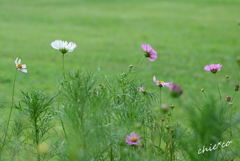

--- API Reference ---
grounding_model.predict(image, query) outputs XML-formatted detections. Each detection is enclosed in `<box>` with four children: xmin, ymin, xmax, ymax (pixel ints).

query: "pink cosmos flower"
<box><xmin>204</xmin><ymin>64</ymin><xmax>222</xmax><ymax>74</ymax></box>
<box><xmin>139</xmin><ymin>87</ymin><xmax>146</xmax><ymax>94</ymax></box>
<box><xmin>125</xmin><ymin>132</ymin><xmax>142</xmax><ymax>145</ymax></box>
<box><xmin>153</xmin><ymin>76</ymin><xmax>172</xmax><ymax>87</ymax></box>
<box><xmin>141</xmin><ymin>44</ymin><xmax>157</xmax><ymax>61</ymax></box>
<box><xmin>139</xmin><ymin>87</ymin><xmax>145</xmax><ymax>92</ymax></box>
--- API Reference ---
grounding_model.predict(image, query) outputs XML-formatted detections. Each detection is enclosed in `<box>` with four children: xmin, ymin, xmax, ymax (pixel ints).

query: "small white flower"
<box><xmin>15</xmin><ymin>58</ymin><xmax>27</xmax><ymax>73</ymax></box>
<box><xmin>51</xmin><ymin>40</ymin><xmax>77</xmax><ymax>54</ymax></box>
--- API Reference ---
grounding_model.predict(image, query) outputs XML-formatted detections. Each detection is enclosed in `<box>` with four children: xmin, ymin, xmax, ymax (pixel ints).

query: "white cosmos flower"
<box><xmin>15</xmin><ymin>58</ymin><xmax>27</xmax><ymax>73</ymax></box>
<box><xmin>51</xmin><ymin>40</ymin><xmax>77</xmax><ymax>54</ymax></box>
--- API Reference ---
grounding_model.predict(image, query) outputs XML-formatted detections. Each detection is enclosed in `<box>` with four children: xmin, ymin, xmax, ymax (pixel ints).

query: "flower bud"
<box><xmin>226</xmin><ymin>96</ymin><xmax>231</xmax><ymax>102</ymax></box>
<box><xmin>234</xmin><ymin>84</ymin><xmax>239</xmax><ymax>91</ymax></box>
<box><xmin>134</xmin><ymin>123</ymin><xmax>141</xmax><ymax>129</ymax></box>
<box><xmin>99</xmin><ymin>84</ymin><xmax>105</xmax><ymax>89</ymax></box>
<box><xmin>161</xmin><ymin>104</ymin><xmax>169</xmax><ymax>113</ymax></box>
<box><xmin>139</xmin><ymin>87</ymin><xmax>147</xmax><ymax>94</ymax></box>
<box><xmin>37</xmin><ymin>142</ymin><xmax>49</xmax><ymax>155</ymax></box>
<box><xmin>169</xmin><ymin>84</ymin><xmax>183</xmax><ymax>98</ymax></box>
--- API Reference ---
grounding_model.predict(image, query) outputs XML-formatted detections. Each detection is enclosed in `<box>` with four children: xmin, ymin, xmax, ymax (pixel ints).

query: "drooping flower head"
<box><xmin>204</xmin><ymin>64</ymin><xmax>222</xmax><ymax>74</ymax></box>
<box><xmin>169</xmin><ymin>84</ymin><xmax>183</xmax><ymax>98</ymax></box>
<box><xmin>141</xmin><ymin>44</ymin><xmax>157</xmax><ymax>61</ymax></box>
<box><xmin>139</xmin><ymin>87</ymin><xmax>147</xmax><ymax>94</ymax></box>
<box><xmin>125</xmin><ymin>132</ymin><xmax>142</xmax><ymax>145</ymax></box>
<box><xmin>15</xmin><ymin>58</ymin><xmax>27</xmax><ymax>73</ymax></box>
<box><xmin>153</xmin><ymin>76</ymin><xmax>172</xmax><ymax>87</ymax></box>
<box><xmin>51</xmin><ymin>40</ymin><xmax>77</xmax><ymax>54</ymax></box>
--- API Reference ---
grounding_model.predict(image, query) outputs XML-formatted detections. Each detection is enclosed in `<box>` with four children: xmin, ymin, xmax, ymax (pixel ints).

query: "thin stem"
<box><xmin>34</xmin><ymin>116</ymin><xmax>41</xmax><ymax>161</ymax></box>
<box><xmin>231</xmin><ymin>91</ymin><xmax>236</xmax><ymax>102</ymax></box>
<box><xmin>62</xmin><ymin>54</ymin><xmax>65</xmax><ymax>79</ymax></box>
<box><xmin>226</xmin><ymin>77</ymin><xmax>229</xmax><ymax>95</ymax></box>
<box><xmin>201</xmin><ymin>89</ymin><xmax>207</xmax><ymax>99</ymax></box>
<box><xmin>229</xmin><ymin>104</ymin><xmax>233</xmax><ymax>140</ymax></box>
<box><xmin>57</xmin><ymin>101</ymin><xmax>68</xmax><ymax>140</ymax></box>
<box><xmin>158</xmin><ymin>87</ymin><xmax>162</xmax><ymax>148</ymax></box>
<box><xmin>214</xmin><ymin>74</ymin><xmax>221</xmax><ymax>102</ymax></box>
<box><xmin>1</xmin><ymin>69</ymin><xmax>18</xmax><ymax>151</ymax></box>
<box><xmin>133</xmin><ymin>56</ymin><xmax>145</xmax><ymax>80</ymax></box>
<box><xmin>159</xmin><ymin>87</ymin><xmax>162</xmax><ymax>107</ymax></box>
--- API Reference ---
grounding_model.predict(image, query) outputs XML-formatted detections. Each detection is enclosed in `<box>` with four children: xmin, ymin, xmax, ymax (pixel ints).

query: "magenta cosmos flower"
<box><xmin>153</xmin><ymin>76</ymin><xmax>172</xmax><ymax>87</ymax></box>
<box><xmin>204</xmin><ymin>64</ymin><xmax>222</xmax><ymax>74</ymax></box>
<box><xmin>125</xmin><ymin>132</ymin><xmax>142</xmax><ymax>145</ymax></box>
<box><xmin>141</xmin><ymin>44</ymin><xmax>157</xmax><ymax>61</ymax></box>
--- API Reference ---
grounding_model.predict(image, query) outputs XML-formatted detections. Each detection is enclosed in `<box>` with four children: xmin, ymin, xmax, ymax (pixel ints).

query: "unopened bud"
<box><xmin>134</xmin><ymin>123</ymin><xmax>141</xmax><ymax>129</ymax></box>
<box><xmin>37</xmin><ymin>142</ymin><xmax>49</xmax><ymax>155</ymax></box>
<box><xmin>169</xmin><ymin>84</ymin><xmax>183</xmax><ymax>98</ymax></box>
<box><xmin>161</xmin><ymin>104</ymin><xmax>169</xmax><ymax>113</ymax></box>
<box><xmin>201</xmin><ymin>88</ymin><xmax>204</xmax><ymax>92</ymax></box>
<box><xmin>225</xmin><ymin>75</ymin><xmax>229</xmax><ymax>79</ymax></box>
<box><xmin>226</xmin><ymin>96</ymin><xmax>231</xmax><ymax>102</ymax></box>
<box><xmin>170</xmin><ymin>105</ymin><xmax>174</xmax><ymax>109</ymax></box>
<box><xmin>234</xmin><ymin>84</ymin><xmax>239</xmax><ymax>91</ymax></box>
<box><xmin>99</xmin><ymin>84</ymin><xmax>105</xmax><ymax>89</ymax></box>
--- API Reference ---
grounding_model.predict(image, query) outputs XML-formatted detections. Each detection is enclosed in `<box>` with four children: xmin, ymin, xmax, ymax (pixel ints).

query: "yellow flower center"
<box><xmin>131</xmin><ymin>137</ymin><xmax>137</xmax><ymax>142</ymax></box>
<box><xmin>17</xmin><ymin>64</ymin><xmax>22</xmax><ymax>69</ymax></box>
<box><xmin>158</xmin><ymin>81</ymin><xmax>165</xmax><ymax>83</ymax></box>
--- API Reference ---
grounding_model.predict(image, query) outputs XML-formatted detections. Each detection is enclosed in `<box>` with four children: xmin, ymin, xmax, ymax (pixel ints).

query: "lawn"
<box><xmin>0</xmin><ymin>0</ymin><xmax>240</xmax><ymax>160</ymax></box>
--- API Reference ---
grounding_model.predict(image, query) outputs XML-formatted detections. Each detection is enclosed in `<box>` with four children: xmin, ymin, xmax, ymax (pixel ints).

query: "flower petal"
<box><xmin>204</xmin><ymin>65</ymin><xmax>211</xmax><ymax>71</ymax></box>
<box><xmin>153</xmin><ymin>76</ymin><xmax>157</xmax><ymax>83</ymax></box>
<box><xmin>141</xmin><ymin>44</ymin><xmax>152</xmax><ymax>52</ymax></box>
<box><xmin>21</xmin><ymin>64</ymin><xmax>26</xmax><ymax>68</ymax></box>
<box><xmin>21</xmin><ymin>69</ymin><xmax>27</xmax><ymax>73</ymax></box>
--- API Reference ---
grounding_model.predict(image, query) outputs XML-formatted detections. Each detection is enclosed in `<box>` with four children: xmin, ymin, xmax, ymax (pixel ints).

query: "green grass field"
<box><xmin>0</xmin><ymin>0</ymin><xmax>240</xmax><ymax>160</ymax></box>
<box><xmin>1</xmin><ymin>0</ymin><xmax>240</xmax><ymax>100</ymax></box>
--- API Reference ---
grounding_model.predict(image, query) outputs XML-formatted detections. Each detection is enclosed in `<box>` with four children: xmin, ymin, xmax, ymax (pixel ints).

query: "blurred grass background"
<box><xmin>0</xmin><ymin>0</ymin><xmax>240</xmax><ymax>107</ymax></box>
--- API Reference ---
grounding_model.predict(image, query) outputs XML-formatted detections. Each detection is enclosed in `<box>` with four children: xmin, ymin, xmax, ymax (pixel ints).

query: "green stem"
<box><xmin>57</xmin><ymin>101</ymin><xmax>68</xmax><ymax>140</ymax></box>
<box><xmin>34</xmin><ymin>117</ymin><xmax>41</xmax><ymax>161</ymax></box>
<box><xmin>214</xmin><ymin>74</ymin><xmax>221</xmax><ymax>102</ymax></box>
<box><xmin>1</xmin><ymin>69</ymin><xmax>18</xmax><ymax>152</ymax></box>
<box><xmin>229</xmin><ymin>104</ymin><xmax>233</xmax><ymax>140</ymax></box>
<box><xmin>133</xmin><ymin>56</ymin><xmax>145</xmax><ymax>80</ymax></box>
<box><xmin>201</xmin><ymin>89</ymin><xmax>207</xmax><ymax>99</ymax></box>
<box><xmin>62</xmin><ymin>54</ymin><xmax>65</xmax><ymax>79</ymax></box>
<box><xmin>231</xmin><ymin>91</ymin><xmax>236</xmax><ymax>102</ymax></box>
<box><xmin>226</xmin><ymin>77</ymin><xmax>229</xmax><ymax>95</ymax></box>
<box><xmin>158</xmin><ymin>87</ymin><xmax>162</xmax><ymax>148</ymax></box>
<box><xmin>159</xmin><ymin>87</ymin><xmax>162</xmax><ymax>107</ymax></box>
